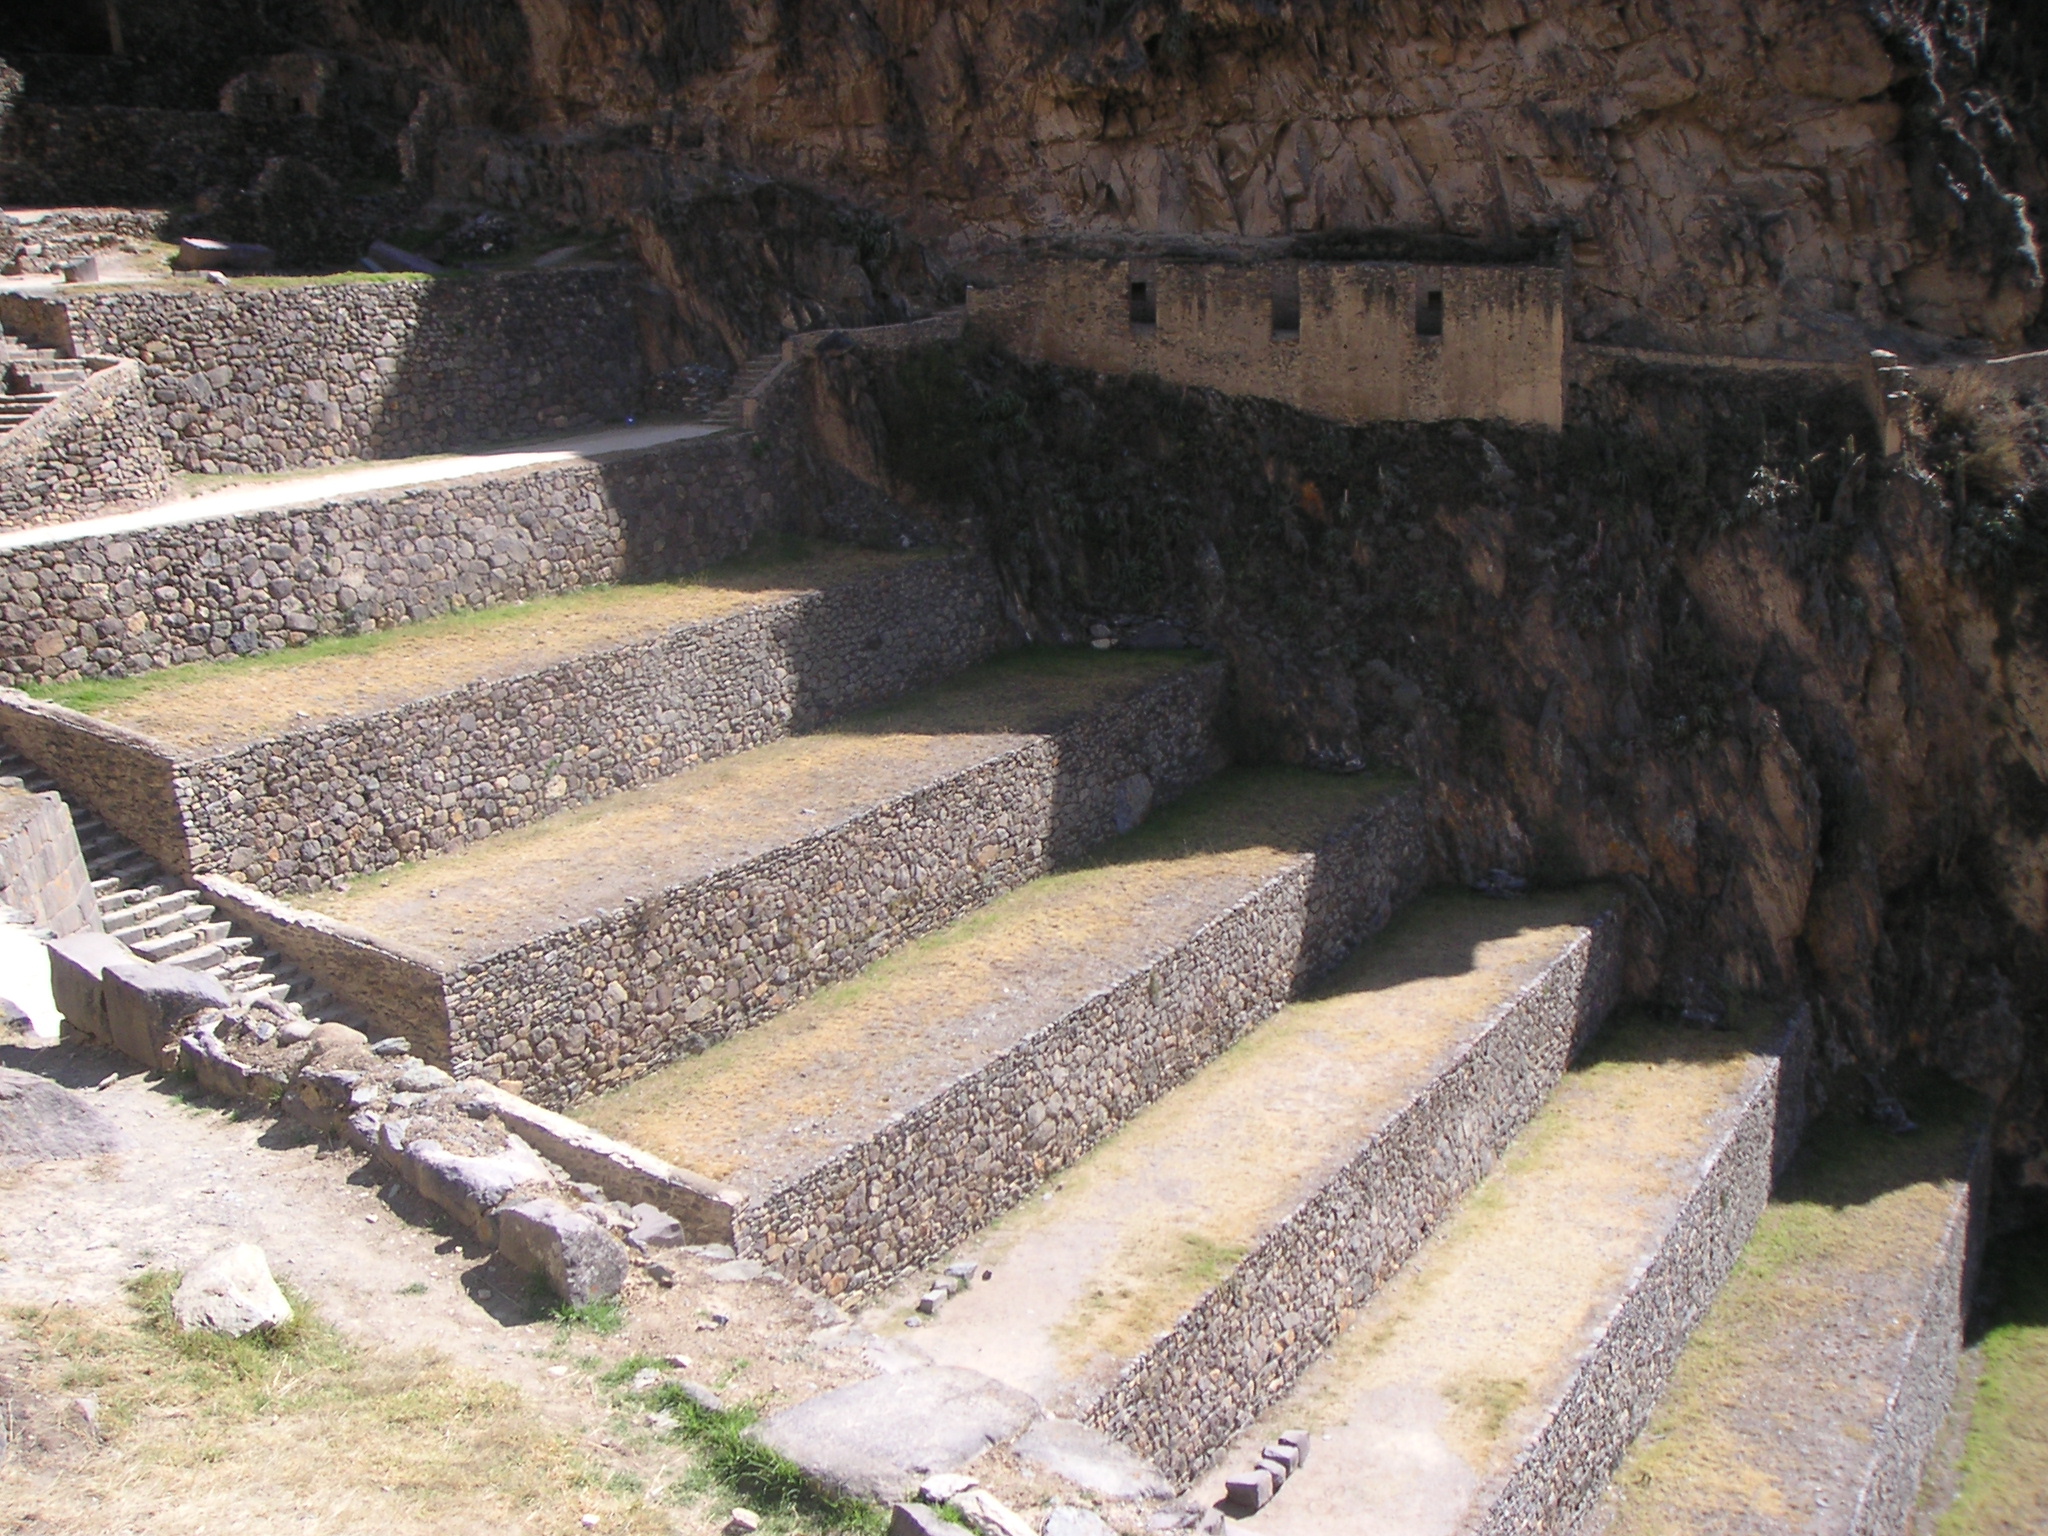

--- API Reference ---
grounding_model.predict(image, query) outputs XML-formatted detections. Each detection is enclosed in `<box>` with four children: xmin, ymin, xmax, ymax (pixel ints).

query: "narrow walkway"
<box><xmin>0</xmin><ymin>420</ymin><xmax>719</xmax><ymax>553</ymax></box>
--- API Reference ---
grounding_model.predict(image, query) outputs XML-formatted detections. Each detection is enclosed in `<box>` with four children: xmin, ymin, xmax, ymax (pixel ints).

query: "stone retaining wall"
<box><xmin>40</xmin><ymin>269</ymin><xmax>642</xmax><ymax>474</ymax></box>
<box><xmin>738</xmin><ymin>785</ymin><xmax>1430</xmax><ymax>1301</ymax></box>
<box><xmin>1</xmin><ymin>551</ymin><xmax>1005</xmax><ymax>892</ymax></box>
<box><xmin>0</xmin><ymin>782</ymin><xmax>101</xmax><ymax>935</ymax></box>
<box><xmin>1844</xmin><ymin>1133</ymin><xmax>1987</xmax><ymax>1536</ymax></box>
<box><xmin>254</xmin><ymin>661</ymin><xmax>1228</xmax><ymax>1105</ymax></box>
<box><xmin>0</xmin><ymin>357</ymin><xmax>173</xmax><ymax>529</ymax></box>
<box><xmin>1473</xmin><ymin>1009</ymin><xmax>1810</xmax><ymax>1536</ymax></box>
<box><xmin>0</xmin><ymin>207</ymin><xmax>170</xmax><ymax>275</ymax></box>
<box><xmin>0</xmin><ymin>432</ymin><xmax>800</xmax><ymax>685</ymax></box>
<box><xmin>1089</xmin><ymin>909</ymin><xmax>1626</xmax><ymax>1485</ymax></box>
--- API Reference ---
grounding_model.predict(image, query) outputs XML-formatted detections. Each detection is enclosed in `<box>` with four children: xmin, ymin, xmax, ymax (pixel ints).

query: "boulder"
<box><xmin>46</xmin><ymin>931</ymin><xmax>137</xmax><ymax>1044</ymax></box>
<box><xmin>0</xmin><ymin>1066</ymin><xmax>123</xmax><ymax>1167</ymax></box>
<box><xmin>400</xmin><ymin>1133</ymin><xmax>553</xmax><ymax>1244</ymax></box>
<box><xmin>949</xmin><ymin>1489</ymin><xmax>1035</xmax><ymax>1536</ymax></box>
<box><xmin>171</xmin><ymin>1243</ymin><xmax>293</xmax><ymax>1336</ymax></box>
<box><xmin>750</xmin><ymin>1366</ymin><xmax>1039</xmax><ymax>1502</ymax></box>
<box><xmin>103</xmin><ymin>961</ymin><xmax>233</xmax><ymax>1070</ymax></box>
<box><xmin>890</xmin><ymin>1507</ymin><xmax>954</xmax><ymax>1536</ymax></box>
<box><xmin>496</xmin><ymin>1198</ymin><xmax>629</xmax><ymax>1306</ymax></box>
<box><xmin>172</xmin><ymin>237</ymin><xmax>273</xmax><ymax>273</ymax></box>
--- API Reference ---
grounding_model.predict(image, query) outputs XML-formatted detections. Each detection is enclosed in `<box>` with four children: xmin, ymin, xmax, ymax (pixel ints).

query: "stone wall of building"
<box><xmin>1088</xmin><ymin>911</ymin><xmax>1625</xmax><ymax>1484</ymax></box>
<box><xmin>737</xmin><ymin>784</ymin><xmax>1430</xmax><ymax>1300</ymax></box>
<box><xmin>968</xmin><ymin>257</ymin><xmax>1564</xmax><ymax>429</ymax></box>
<box><xmin>238</xmin><ymin>661</ymin><xmax>1228</xmax><ymax>1103</ymax></box>
<box><xmin>20</xmin><ymin>268</ymin><xmax>644</xmax><ymax>474</ymax></box>
<box><xmin>0</xmin><ymin>780</ymin><xmax>101</xmax><ymax>935</ymax></box>
<box><xmin>0</xmin><ymin>358</ymin><xmax>174</xmax><ymax>530</ymax></box>
<box><xmin>0</xmin><ymin>551</ymin><xmax>1007</xmax><ymax>891</ymax></box>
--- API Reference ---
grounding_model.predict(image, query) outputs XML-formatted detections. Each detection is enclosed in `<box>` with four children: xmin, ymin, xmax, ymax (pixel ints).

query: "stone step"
<box><xmin>272</xmin><ymin>646</ymin><xmax>1229</xmax><ymax>1102</ymax></box>
<box><xmin>579</xmin><ymin>765</ymin><xmax>1429</xmax><ymax>1300</ymax></box>
<box><xmin>107</xmin><ymin>898</ymin><xmax>212</xmax><ymax>940</ymax></box>
<box><xmin>1192</xmin><ymin>1006</ymin><xmax>1811</xmax><ymax>1530</ymax></box>
<box><xmin>853</xmin><ymin>888</ymin><xmax>1624</xmax><ymax>1486</ymax></box>
<box><xmin>7</xmin><ymin>544</ymin><xmax>1004</xmax><ymax>893</ymax></box>
<box><xmin>1584</xmin><ymin>1083</ymin><xmax>1985</xmax><ymax>1536</ymax></box>
<box><xmin>128</xmin><ymin>919</ymin><xmax>231</xmax><ymax>960</ymax></box>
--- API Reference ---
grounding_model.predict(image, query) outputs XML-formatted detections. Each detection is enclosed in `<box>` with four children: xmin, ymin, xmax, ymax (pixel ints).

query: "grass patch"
<box><xmin>1937</xmin><ymin>1224</ymin><xmax>2048</xmax><ymax>1534</ymax></box>
<box><xmin>545</xmin><ymin>1293</ymin><xmax>626</xmax><ymax>1335</ymax></box>
<box><xmin>3</xmin><ymin>1271</ymin><xmax>667</xmax><ymax>1535</ymax></box>
<box><xmin>601</xmin><ymin>1356</ymin><xmax>885</xmax><ymax>1534</ymax></box>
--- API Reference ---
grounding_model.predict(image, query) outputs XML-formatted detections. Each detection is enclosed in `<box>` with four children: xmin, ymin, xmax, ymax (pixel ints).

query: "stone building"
<box><xmin>967</xmin><ymin>247</ymin><xmax>1565</xmax><ymax>429</ymax></box>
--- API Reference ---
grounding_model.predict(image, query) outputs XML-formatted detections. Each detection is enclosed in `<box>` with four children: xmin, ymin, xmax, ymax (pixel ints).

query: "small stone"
<box><xmin>1044</xmin><ymin>1508</ymin><xmax>1118</xmax><ymax>1536</ymax></box>
<box><xmin>918</xmin><ymin>1472</ymin><xmax>978</xmax><ymax>1503</ymax></box>
<box><xmin>1263</xmin><ymin>1442</ymin><xmax>1301</xmax><ymax>1474</ymax></box>
<box><xmin>1277</xmin><ymin>1428</ymin><xmax>1310</xmax><ymax>1467</ymax></box>
<box><xmin>709</xmin><ymin>1258</ymin><xmax>765</xmax><ymax>1283</ymax></box>
<box><xmin>647</xmin><ymin>1409</ymin><xmax>679</xmax><ymax>1432</ymax></box>
<box><xmin>1257</xmin><ymin>1455</ymin><xmax>1290</xmax><ymax>1488</ymax></box>
<box><xmin>371</xmin><ymin>1037</ymin><xmax>411</xmax><ymax>1057</ymax></box>
<box><xmin>723</xmin><ymin>1511</ymin><xmax>761</xmax><ymax>1536</ymax></box>
<box><xmin>664</xmin><ymin>1353</ymin><xmax>692</xmax><ymax>1369</ymax></box>
<box><xmin>277</xmin><ymin>1016</ymin><xmax>317</xmax><ymax>1044</ymax></box>
<box><xmin>679</xmin><ymin>1380</ymin><xmax>725</xmax><ymax>1413</ymax></box>
<box><xmin>944</xmin><ymin>1261</ymin><xmax>977</xmax><ymax>1280</ymax></box>
<box><xmin>938</xmin><ymin>1274</ymin><xmax>964</xmax><ymax>1296</ymax></box>
<box><xmin>647</xmin><ymin>1261</ymin><xmax>678</xmax><ymax>1287</ymax></box>
<box><xmin>1224</xmin><ymin>1468</ymin><xmax>1274</xmax><ymax>1511</ymax></box>
<box><xmin>171</xmin><ymin>1244</ymin><xmax>293</xmax><ymax>1337</ymax></box>
<box><xmin>917</xmin><ymin>1288</ymin><xmax>948</xmax><ymax>1315</ymax></box>
<box><xmin>890</xmin><ymin>1505</ymin><xmax>953</xmax><ymax>1536</ymax></box>
<box><xmin>392</xmin><ymin>1063</ymin><xmax>455</xmax><ymax>1093</ymax></box>
<box><xmin>950</xmin><ymin>1488</ymin><xmax>1035</xmax><ymax>1536</ymax></box>
<box><xmin>629</xmin><ymin>1367</ymin><xmax>663</xmax><ymax>1394</ymax></box>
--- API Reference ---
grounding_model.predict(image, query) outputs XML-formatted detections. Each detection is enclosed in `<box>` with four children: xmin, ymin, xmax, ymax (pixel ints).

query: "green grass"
<box><xmin>603</xmin><ymin>1354</ymin><xmax>887</xmax><ymax>1534</ymax></box>
<box><xmin>1937</xmin><ymin>1224</ymin><xmax>2048</xmax><ymax>1534</ymax></box>
<box><xmin>546</xmin><ymin>1296</ymin><xmax>626</xmax><ymax>1335</ymax></box>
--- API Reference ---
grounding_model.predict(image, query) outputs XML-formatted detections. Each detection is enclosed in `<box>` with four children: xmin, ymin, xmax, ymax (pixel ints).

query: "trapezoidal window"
<box><xmin>1416</xmin><ymin>287</ymin><xmax>1444</xmax><ymax>337</ymax></box>
<box><xmin>1271</xmin><ymin>265</ymin><xmax>1301</xmax><ymax>339</ymax></box>
<box><xmin>1128</xmin><ymin>261</ymin><xmax>1157</xmax><ymax>327</ymax></box>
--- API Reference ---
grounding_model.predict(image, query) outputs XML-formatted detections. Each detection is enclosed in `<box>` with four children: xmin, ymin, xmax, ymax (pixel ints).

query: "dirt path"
<box><xmin>0</xmin><ymin>1035</ymin><xmax>890</xmax><ymax>1535</ymax></box>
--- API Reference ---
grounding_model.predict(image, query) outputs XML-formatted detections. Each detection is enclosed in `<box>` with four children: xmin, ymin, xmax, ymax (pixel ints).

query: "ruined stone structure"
<box><xmin>968</xmin><ymin>249</ymin><xmax>1566</xmax><ymax>428</ymax></box>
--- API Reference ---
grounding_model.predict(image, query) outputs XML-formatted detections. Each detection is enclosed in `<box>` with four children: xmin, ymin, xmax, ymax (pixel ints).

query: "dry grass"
<box><xmin>1936</xmin><ymin>1224</ymin><xmax>2048</xmax><ymax>1535</ymax></box>
<box><xmin>1929</xmin><ymin>370</ymin><xmax>2028</xmax><ymax>502</ymax></box>
<box><xmin>0</xmin><ymin>1273</ymin><xmax>669</xmax><ymax>1536</ymax></box>
<box><xmin>1602</xmin><ymin>1079</ymin><xmax>1983</xmax><ymax>1536</ymax></box>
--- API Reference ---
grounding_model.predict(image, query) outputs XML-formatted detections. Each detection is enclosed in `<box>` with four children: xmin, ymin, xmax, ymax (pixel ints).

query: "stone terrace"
<box><xmin>246</xmin><ymin>649</ymin><xmax>1227</xmax><ymax>1101</ymax></box>
<box><xmin>579</xmin><ymin>767</ymin><xmax>1428</xmax><ymax>1298</ymax></box>
<box><xmin>0</xmin><ymin>545</ymin><xmax>1005</xmax><ymax>889</ymax></box>
<box><xmin>851</xmin><ymin>889</ymin><xmax>1622</xmax><ymax>1482</ymax></box>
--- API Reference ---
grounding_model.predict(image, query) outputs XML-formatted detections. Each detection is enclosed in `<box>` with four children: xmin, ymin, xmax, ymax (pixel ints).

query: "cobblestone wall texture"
<box><xmin>3</xmin><ymin>551</ymin><xmax>1005</xmax><ymax>892</ymax></box>
<box><xmin>39</xmin><ymin>268</ymin><xmax>641</xmax><ymax>474</ymax></box>
<box><xmin>0</xmin><ymin>431</ymin><xmax>804</xmax><ymax>685</ymax></box>
<box><xmin>737</xmin><ymin>785</ymin><xmax>1429</xmax><ymax>1301</ymax></box>
<box><xmin>0</xmin><ymin>358</ymin><xmax>173</xmax><ymax>530</ymax></box>
<box><xmin>1089</xmin><ymin>911</ymin><xmax>1625</xmax><ymax>1485</ymax></box>
<box><xmin>1</xmin><ymin>207</ymin><xmax>170</xmax><ymax>275</ymax></box>
<box><xmin>253</xmin><ymin>662</ymin><xmax>1228</xmax><ymax>1102</ymax></box>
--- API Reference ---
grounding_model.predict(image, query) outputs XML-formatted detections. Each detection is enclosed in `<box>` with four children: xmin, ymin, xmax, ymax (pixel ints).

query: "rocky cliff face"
<box><xmin>801</xmin><ymin>337</ymin><xmax>2048</xmax><ymax>1210</ymax></box>
<box><xmin>288</xmin><ymin>0</ymin><xmax>2047</xmax><ymax>360</ymax></box>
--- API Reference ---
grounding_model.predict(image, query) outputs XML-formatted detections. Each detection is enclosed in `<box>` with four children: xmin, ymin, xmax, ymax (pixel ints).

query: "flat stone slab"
<box><xmin>750</xmin><ymin>1365</ymin><xmax>1040</xmax><ymax>1502</ymax></box>
<box><xmin>1015</xmin><ymin>1417</ymin><xmax>1172</xmax><ymax>1500</ymax></box>
<box><xmin>1584</xmin><ymin>1085</ymin><xmax>1984</xmax><ymax>1536</ymax></box>
<box><xmin>0</xmin><ymin>1066</ymin><xmax>124</xmax><ymax>1166</ymax></box>
<box><xmin>1193</xmin><ymin>1009</ymin><xmax>1805</xmax><ymax>1532</ymax></box>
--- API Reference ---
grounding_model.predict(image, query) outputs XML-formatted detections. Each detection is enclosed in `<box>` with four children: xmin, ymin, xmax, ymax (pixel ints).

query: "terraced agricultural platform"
<box><xmin>243</xmin><ymin>647</ymin><xmax>1226</xmax><ymax>1101</ymax></box>
<box><xmin>852</xmin><ymin>888</ymin><xmax>1623</xmax><ymax>1483</ymax></box>
<box><xmin>578</xmin><ymin>767</ymin><xmax>1428</xmax><ymax>1297</ymax></box>
<box><xmin>0</xmin><ymin>545</ymin><xmax>1003</xmax><ymax>890</ymax></box>
<box><xmin>1193</xmin><ymin>1007</ymin><xmax>1811</xmax><ymax>1534</ymax></box>
<box><xmin>1588</xmin><ymin>1084</ymin><xmax>1985</xmax><ymax>1536</ymax></box>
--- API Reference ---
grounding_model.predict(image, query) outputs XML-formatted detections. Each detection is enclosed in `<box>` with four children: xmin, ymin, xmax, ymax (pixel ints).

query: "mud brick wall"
<box><xmin>1088</xmin><ymin>912</ymin><xmax>1626</xmax><ymax>1485</ymax></box>
<box><xmin>0</xmin><ymin>359</ymin><xmax>173</xmax><ymax>531</ymax></box>
<box><xmin>0</xmin><ymin>782</ymin><xmax>101</xmax><ymax>935</ymax></box>
<box><xmin>30</xmin><ymin>268</ymin><xmax>641</xmax><ymax>474</ymax></box>
<box><xmin>737</xmin><ymin>784</ymin><xmax>1430</xmax><ymax>1301</ymax></box>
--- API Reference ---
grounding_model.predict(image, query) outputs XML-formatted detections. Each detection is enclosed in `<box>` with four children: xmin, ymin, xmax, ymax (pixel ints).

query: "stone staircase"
<box><xmin>704</xmin><ymin>348</ymin><xmax>788</xmax><ymax>430</ymax></box>
<box><xmin>0</xmin><ymin>749</ymin><xmax>357</xmax><ymax>1024</ymax></box>
<box><xmin>0</xmin><ymin>325</ymin><xmax>90</xmax><ymax>436</ymax></box>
